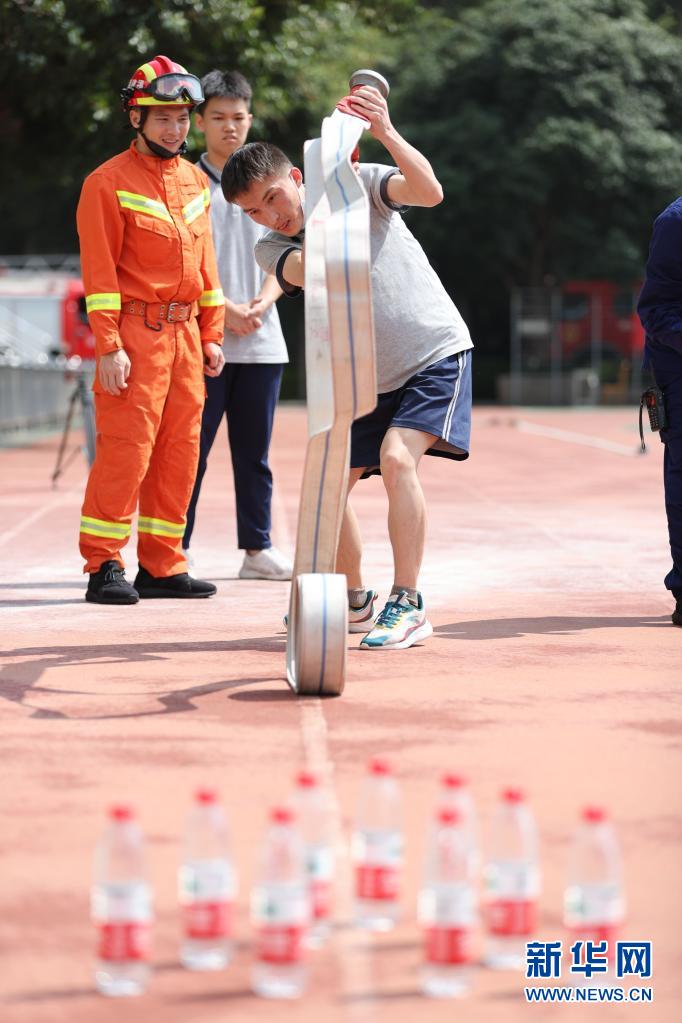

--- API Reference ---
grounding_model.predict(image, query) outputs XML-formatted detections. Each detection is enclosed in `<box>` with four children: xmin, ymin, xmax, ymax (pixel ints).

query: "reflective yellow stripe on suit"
<box><xmin>199</xmin><ymin>289</ymin><xmax>224</xmax><ymax>307</ymax></box>
<box><xmin>85</xmin><ymin>293</ymin><xmax>121</xmax><ymax>313</ymax></box>
<box><xmin>80</xmin><ymin>516</ymin><xmax>131</xmax><ymax>539</ymax></box>
<box><xmin>138</xmin><ymin>515</ymin><xmax>185</xmax><ymax>538</ymax></box>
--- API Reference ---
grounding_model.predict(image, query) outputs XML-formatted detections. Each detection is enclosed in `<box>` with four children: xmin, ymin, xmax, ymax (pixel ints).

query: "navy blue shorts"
<box><xmin>350</xmin><ymin>351</ymin><xmax>472</xmax><ymax>478</ymax></box>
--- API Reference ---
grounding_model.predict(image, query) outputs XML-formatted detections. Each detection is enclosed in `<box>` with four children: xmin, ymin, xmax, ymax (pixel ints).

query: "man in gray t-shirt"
<box><xmin>223</xmin><ymin>85</ymin><xmax>473</xmax><ymax>650</ymax></box>
<box><xmin>183</xmin><ymin>70</ymin><xmax>292</xmax><ymax>582</ymax></box>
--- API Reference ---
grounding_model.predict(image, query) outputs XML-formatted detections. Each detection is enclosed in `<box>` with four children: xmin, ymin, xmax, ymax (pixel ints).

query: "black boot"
<box><xmin>86</xmin><ymin>561</ymin><xmax>139</xmax><ymax>605</ymax></box>
<box><xmin>673</xmin><ymin>601</ymin><xmax>682</xmax><ymax>627</ymax></box>
<box><xmin>133</xmin><ymin>565</ymin><xmax>217</xmax><ymax>599</ymax></box>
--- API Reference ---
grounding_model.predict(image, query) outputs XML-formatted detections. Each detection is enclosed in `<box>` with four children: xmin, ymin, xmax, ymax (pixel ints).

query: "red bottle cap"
<box><xmin>502</xmin><ymin>787</ymin><xmax>525</xmax><ymax>803</ymax></box>
<box><xmin>195</xmin><ymin>788</ymin><xmax>218</xmax><ymax>804</ymax></box>
<box><xmin>441</xmin><ymin>772</ymin><xmax>467</xmax><ymax>789</ymax></box>
<box><xmin>582</xmin><ymin>805</ymin><xmax>607</xmax><ymax>823</ymax></box>
<box><xmin>437</xmin><ymin>807</ymin><xmax>461</xmax><ymax>825</ymax></box>
<box><xmin>271</xmin><ymin>806</ymin><xmax>295</xmax><ymax>824</ymax></box>
<box><xmin>369</xmin><ymin>757</ymin><xmax>392</xmax><ymax>776</ymax></box>
<box><xmin>296</xmin><ymin>770</ymin><xmax>318</xmax><ymax>788</ymax></box>
<box><xmin>109</xmin><ymin>804</ymin><xmax>134</xmax><ymax>821</ymax></box>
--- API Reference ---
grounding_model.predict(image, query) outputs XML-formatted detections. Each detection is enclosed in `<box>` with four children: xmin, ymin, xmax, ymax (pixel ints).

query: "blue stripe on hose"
<box><xmin>317</xmin><ymin>574</ymin><xmax>328</xmax><ymax>695</ymax></box>
<box><xmin>311</xmin><ymin>118</ymin><xmax>358</xmax><ymax>575</ymax></box>
<box><xmin>311</xmin><ymin>430</ymin><xmax>331</xmax><ymax>572</ymax></box>
<box><xmin>332</xmin><ymin>119</ymin><xmax>358</xmax><ymax>420</ymax></box>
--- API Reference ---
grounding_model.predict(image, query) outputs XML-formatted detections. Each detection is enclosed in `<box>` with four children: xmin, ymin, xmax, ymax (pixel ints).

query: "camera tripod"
<box><xmin>51</xmin><ymin>368</ymin><xmax>96</xmax><ymax>487</ymax></box>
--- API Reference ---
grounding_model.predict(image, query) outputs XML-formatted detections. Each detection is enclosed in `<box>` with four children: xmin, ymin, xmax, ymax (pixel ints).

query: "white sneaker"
<box><xmin>282</xmin><ymin>589</ymin><xmax>377</xmax><ymax>633</ymax></box>
<box><xmin>182</xmin><ymin>547</ymin><xmax>195</xmax><ymax>577</ymax></box>
<box><xmin>348</xmin><ymin>589</ymin><xmax>379</xmax><ymax>633</ymax></box>
<box><xmin>360</xmin><ymin>590</ymin><xmax>433</xmax><ymax>650</ymax></box>
<box><xmin>239</xmin><ymin>547</ymin><xmax>293</xmax><ymax>581</ymax></box>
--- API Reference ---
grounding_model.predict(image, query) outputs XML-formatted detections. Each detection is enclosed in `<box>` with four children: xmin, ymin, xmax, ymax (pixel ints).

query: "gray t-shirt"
<box><xmin>255</xmin><ymin>162</ymin><xmax>471</xmax><ymax>391</ymax></box>
<box><xmin>200</xmin><ymin>155</ymin><xmax>288</xmax><ymax>364</ymax></box>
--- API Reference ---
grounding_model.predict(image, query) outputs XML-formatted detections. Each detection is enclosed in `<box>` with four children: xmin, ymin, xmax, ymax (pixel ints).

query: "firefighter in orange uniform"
<box><xmin>77</xmin><ymin>56</ymin><xmax>226</xmax><ymax>604</ymax></box>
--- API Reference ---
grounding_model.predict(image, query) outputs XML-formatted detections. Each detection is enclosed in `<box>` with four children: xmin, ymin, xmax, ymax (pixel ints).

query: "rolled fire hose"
<box><xmin>286</xmin><ymin>70</ymin><xmax>389</xmax><ymax>696</ymax></box>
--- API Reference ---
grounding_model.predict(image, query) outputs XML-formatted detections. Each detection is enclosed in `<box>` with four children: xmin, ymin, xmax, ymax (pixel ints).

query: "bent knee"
<box><xmin>380</xmin><ymin>447</ymin><xmax>417</xmax><ymax>488</ymax></box>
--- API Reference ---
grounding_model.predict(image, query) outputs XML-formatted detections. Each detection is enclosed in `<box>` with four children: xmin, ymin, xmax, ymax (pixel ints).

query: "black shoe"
<box><xmin>673</xmin><ymin>602</ymin><xmax>682</xmax><ymax>627</ymax></box>
<box><xmin>86</xmin><ymin>560</ymin><xmax>139</xmax><ymax>605</ymax></box>
<box><xmin>133</xmin><ymin>565</ymin><xmax>217</xmax><ymax>599</ymax></box>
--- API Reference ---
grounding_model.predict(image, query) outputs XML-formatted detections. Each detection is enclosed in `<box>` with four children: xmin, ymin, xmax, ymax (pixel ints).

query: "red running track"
<box><xmin>0</xmin><ymin>405</ymin><xmax>680</xmax><ymax>1021</ymax></box>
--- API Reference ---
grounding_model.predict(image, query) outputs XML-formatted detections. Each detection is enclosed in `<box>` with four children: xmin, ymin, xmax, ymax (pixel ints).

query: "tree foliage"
<box><xmin>0</xmin><ymin>0</ymin><xmax>399</xmax><ymax>250</ymax></box>
<box><xmin>1</xmin><ymin>0</ymin><xmax>681</xmax><ymax>388</ymax></box>
<box><xmin>379</xmin><ymin>0</ymin><xmax>682</xmax><ymax>355</ymax></box>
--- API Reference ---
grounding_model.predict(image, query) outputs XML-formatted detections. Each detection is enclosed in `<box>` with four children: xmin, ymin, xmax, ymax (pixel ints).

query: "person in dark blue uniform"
<box><xmin>637</xmin><ymin>197</ymin><xmax>682</xmax><ymax>626</ymax></box>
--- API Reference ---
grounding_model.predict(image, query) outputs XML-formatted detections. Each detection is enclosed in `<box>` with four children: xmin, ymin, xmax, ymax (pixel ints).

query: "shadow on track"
<box><xmin>0</xmin><ymin>637</ymin><xmax>288</xmax><ymax>719</ymax></box>
<box><xmin>435</xmin><ymin>615</ymin><xmax>669</xmax><ymax>640</ymax></box>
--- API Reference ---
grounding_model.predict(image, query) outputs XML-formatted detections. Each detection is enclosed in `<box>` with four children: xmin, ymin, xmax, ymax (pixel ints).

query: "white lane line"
<box><xmin>515</xmin><ymin>419</ymin><xmax>641</xmax><ymax>457</ymax></box>
<box><xmin>0</xmin><ymin>490</ymin><xmax>80</xmax><ymax>551</ymax></box>
<box><xmin>298</xmin><ymin>701</ymin><xmax>371</xmax><ymax>1017</ymax></box>
<box><xmin>275</xmin><ymin>422</ymin><xmax>371</xmax><ymax>1010</ymax></box>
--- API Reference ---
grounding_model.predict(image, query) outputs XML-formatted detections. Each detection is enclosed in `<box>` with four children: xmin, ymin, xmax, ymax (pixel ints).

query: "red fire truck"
<box><xmin>558</xmin><ymin>280</ymin><xmax>644</xmax><ymax>365</ymax></box>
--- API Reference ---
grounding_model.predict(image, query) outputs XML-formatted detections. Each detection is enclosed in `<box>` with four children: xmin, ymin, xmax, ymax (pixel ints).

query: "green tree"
<box><xmin>382</xmin><ymin>0</ymin><xmax>682</xmax><ymax>372</ymax></box>
<box><xmin>0</xmin><ymin>0</ymin><xmax>401</xmax><ymax>252</ymax></box>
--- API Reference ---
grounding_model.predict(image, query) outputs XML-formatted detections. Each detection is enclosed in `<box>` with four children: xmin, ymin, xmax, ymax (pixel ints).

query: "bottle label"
<box><xmin>183</xmin><ymin>900</ymin><xmax>232</xmax><ymax>940</ymax></box>
<box><xmin>355</xmin><ymin>864</ymin><xmax>399</xmax><ymax>902</ymax></box>
<box><xmin>307</xmin><ymin>845</ymin><xmax>333</xmax><ymax>919</ymax></box>
<box><xmin>418</xmin><ymin>882</ymin><xmax>476</xmax><ymax>927</ymax></box>
<box><xmin>251</xmin><ymin>882</ymin><xmax>310</xmax><ymax>928</ymax></box>
<box><xmin>564</xmin><ymin>883</ymin><xmax>624</xmax><ymax>929</ymax></box>
<box><xmin>97</xmin><ymin>922</ymin><xmax>151</xmax><ymax>962</ymax></box>
<box><xmin>311</xmin><ymin>880</ymin><xmax>331</xmax><ymax>919</ymax></box>
<box><xmin>424</xmin><ymin>925</ymin><xmax>472</xmax><ymax>965</ymax></box>
<box><xmin>91</xmin><ymin>880</ymin><xmax>152</xmax><ymax>961</ymax></box>
<box><xmin>487</xmin><ymin>897</ymin><xmax>537</xmax><ymax>936</ymax></box>
<box><xmin>484</xmin><ymin>859</ymin><xmax>540</xmax><ymax>900</ymax></box>
<box><xmin>179</xmin><ymin>859</ymin><xmax>235</xmax><ymax>902</ymax></box>
<box><xmin>256</xmin><ymin>924</ymin><xmax>305</xmax><ymax>964</ymax></box>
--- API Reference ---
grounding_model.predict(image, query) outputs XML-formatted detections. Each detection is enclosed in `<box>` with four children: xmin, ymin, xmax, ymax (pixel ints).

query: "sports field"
<box><xmin>1</xmin><ymin>404</ymin><xmax>680</xmax><ymax>1021</ymax></box>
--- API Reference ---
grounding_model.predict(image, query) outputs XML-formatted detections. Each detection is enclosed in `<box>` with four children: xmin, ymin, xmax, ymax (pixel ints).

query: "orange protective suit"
<box><xmin>77</xmin><ymin>141</ymin><xmax>224</xmax><ymax>577</ymax></box>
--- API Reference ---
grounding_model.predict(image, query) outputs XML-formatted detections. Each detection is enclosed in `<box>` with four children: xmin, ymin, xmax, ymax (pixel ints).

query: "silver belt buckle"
<box><xmin>167</xmin><ymin>302</ymin><xmax>185</xmax><ymax>322</ymax></box>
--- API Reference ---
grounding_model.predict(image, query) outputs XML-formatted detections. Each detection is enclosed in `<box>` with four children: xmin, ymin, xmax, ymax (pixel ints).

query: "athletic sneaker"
<box><xmin>239</xmin><ymin>547</ymin><xmax>293</xmax><ymax>581</ymax></box>
<box><xmin>134</xmin><ymin>566</ymin><xmax>216</xmax><ymax>599</ymax></box>
<box><xmin>283</xmin><ymin>588</ymin><xmax>378</xmax><ymax>633</ymax></box>
<box><xmin>360</xmin><ymin>590</ymin><xmax>433</xmax><ymax>650</ymax></box>
<box><xmin>348</xmin><ymin>589</ymin><xmax>379</xmax><ymax>633</ymax></box>
<box><xmin>86</xmin><ymin>560</ymin><xmax>139</xmax><ymax>605</ymax></box>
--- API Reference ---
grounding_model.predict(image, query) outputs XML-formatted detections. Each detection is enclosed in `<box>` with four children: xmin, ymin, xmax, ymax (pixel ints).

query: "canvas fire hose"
<box><xmin>286</xmin><ymin>70</ymin><xmax>389</xmax><ymax>697</ymax></box>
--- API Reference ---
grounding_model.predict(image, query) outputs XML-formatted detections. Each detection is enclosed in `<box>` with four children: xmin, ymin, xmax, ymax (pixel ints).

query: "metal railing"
<box><xmin>0</xmin><ymin>309</ymin><xmax>93</xmax><ymax>433</ymax></box>
<box><xmin>0</xmin><ymin>253</ymin><xmax>81</xmax><ymax>274</ymax></box>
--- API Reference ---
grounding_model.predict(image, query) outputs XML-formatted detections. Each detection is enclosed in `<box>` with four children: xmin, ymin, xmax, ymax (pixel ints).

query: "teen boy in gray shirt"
<box><xmin>223</xmin><ymin>85</ymin><xmax>473</xmax><ymax>649</ymax></box>
<box><xmin>183</xmin><ymin>70</ymin><xmax>292</xmax><ymax>581</ymax></box>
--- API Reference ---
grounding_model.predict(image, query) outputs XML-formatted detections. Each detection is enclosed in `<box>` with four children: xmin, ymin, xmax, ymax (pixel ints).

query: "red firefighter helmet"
<box><xmin>121</xmin><ymin>55</ymin><xmax>204</xmax><ymax>110</ymax></box>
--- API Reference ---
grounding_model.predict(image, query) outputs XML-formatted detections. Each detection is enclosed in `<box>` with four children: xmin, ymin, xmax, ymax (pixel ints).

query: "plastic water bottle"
<box><xmin>437</xmin><ymin>772</ymin><xmax>478</xmax><ymax>871</ymax></box>
<box><xmin>91</xmin><ymin>804</ymin><xmax>152</xmax><ymax>996</ymax></box>
<box><xmin>251</xmin><ymin>806</ymin><xmax>310</xmax><ymax>998</ymax></box>
<box><xmin>419</xmin><ymin>808</ymin><xmax>477</xmax><ymax>997</ymax></box>
<box><xmin>483</xmin><ymin>787</ymin><xmax>540</xmax><ymax>969</ymax></box>
<box><xmin>352</xmin><ymin>757</ymin><xmax>403</xmax><ymax>930</ymax></box>
<box><xmin>564</xmin><ymin>806</ymin><xmax>625</xmax><ymax>972</ymax></box>
<box><xmin>293</xmin><ymin>770</ymin><xmax>335</xmax><ymax>947</ymax></box>
<box><xmin>178</xmin><ymin>788</ymin><xmax>236</xmax><ymax>970</ymax></box>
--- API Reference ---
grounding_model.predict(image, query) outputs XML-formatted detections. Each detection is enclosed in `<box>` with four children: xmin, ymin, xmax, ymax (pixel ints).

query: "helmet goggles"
<box><xmin>147</xmin><ymin>72</ymin><xmax>203</xmax><ymax>104</ymax></box>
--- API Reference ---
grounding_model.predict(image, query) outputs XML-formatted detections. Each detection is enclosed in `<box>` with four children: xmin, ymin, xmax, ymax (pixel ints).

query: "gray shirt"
<box><xmin>255</xmin><ymin>162</ymin><xmax>471</xmax><ymax>391</ymax></box>
<box><xmin>199</xmin><ymin>155</ymin><xmax>288</xmax><ymax>364</ymax></box>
